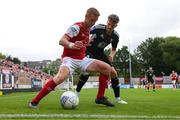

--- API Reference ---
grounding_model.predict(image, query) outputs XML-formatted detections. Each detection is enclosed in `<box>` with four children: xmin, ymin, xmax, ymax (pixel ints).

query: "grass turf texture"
<box><xmin>0</xmin><ymin>88</ymin><xmax>179</xmax><ymax>119</ymax></box>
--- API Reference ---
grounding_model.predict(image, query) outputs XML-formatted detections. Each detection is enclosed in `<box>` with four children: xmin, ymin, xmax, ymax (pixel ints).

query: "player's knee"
<box><xmin>79</xmin><ymin>73</ymin><xmax>90</xmax><ymax>83</ymax></box>
<box><xmin>54</xmin><ymin>74</ymin><xmax>67</xmax><ymax>81</ymax></box>
<box><xmin>111</xmin><ymin>70</ymin><xmax>117</xmax><ymax>78</ymax></box>
<box><xmin>54</xmin><ymin>75</ymin><xmax>67</xmax><ymax>84</ymax></box>
<box><xmin>104</xmin><ymin>65</ymin><xmax>111</xmax><ymax>74</ymax></box>
<box><xmin>99</xmin><ymin>67</ymin><xmax>111</xmax><ymax>76</ymax></box>
<box><xmin>111</xmin><ymin>78</ymin><xmax>119</xmax><ymax>88</ymax></box>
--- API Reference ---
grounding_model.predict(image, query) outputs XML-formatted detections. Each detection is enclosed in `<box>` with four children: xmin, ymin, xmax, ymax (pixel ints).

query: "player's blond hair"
<box><xmin>86</xmin><ymin>7</ymin><xmax>100</xmax><ymax>17</ymax></box>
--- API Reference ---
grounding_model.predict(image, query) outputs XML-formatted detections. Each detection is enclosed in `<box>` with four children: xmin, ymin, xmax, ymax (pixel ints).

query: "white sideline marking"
<box><xmin>0</xmin><ymin>114</ymin><xmax>180</xmax><ymax>119</ymax></box>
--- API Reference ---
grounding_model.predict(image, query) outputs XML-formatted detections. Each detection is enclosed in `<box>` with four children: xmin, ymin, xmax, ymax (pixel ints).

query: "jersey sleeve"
<box><xmin>65</xmin><ymin>24</ymin><xmax>80</xmax><ymax>38</ymax></box>
<box><xmin>90</xmin><ymin>26</ymin><xmax>96</xmax><ymax>34</ymax></box>
<box><xmin>111</xmin><ymin>31</ymin><xmax>119</xmax><ymax>49</ymax></box>
<box><xmin>90</xmin><ymin>24</ymin><xmax>105</xmax><ymax>34</ymax></box>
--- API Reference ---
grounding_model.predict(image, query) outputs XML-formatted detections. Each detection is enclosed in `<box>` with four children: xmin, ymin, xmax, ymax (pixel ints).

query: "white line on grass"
<box><xmin>0</xmin><ymin>114</ymin><xmax>180</xmax><ymax>119</ymax></box>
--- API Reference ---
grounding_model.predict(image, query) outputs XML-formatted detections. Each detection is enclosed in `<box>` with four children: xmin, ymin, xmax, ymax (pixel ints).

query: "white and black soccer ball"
<box><xmin>60</xmin><ymin>91</ymin><xmax>79</xmax><ymax>109</ymax></box>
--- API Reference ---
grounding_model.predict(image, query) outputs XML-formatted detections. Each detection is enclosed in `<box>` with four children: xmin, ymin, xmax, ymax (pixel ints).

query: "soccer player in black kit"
<box><xmin>145</xmin><ymin>67</ymin><xmax>156</xmax><ymax>91</ymax></box>
<box><xmin>76</xmin><ymin>14</ymin><xmax>127</xmax><ymax>106</ymax></box>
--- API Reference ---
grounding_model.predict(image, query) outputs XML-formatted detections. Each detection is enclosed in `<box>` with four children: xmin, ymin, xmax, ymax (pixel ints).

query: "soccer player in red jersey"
<box><xmin>28</xmin><ymin>7</ymin><xmax>114</xmax><ymax>108</ymax></box>
<box><xmin>170</xmin><ymin>70</ymin><xmax>178</xmax><ymax>89</ymax></box>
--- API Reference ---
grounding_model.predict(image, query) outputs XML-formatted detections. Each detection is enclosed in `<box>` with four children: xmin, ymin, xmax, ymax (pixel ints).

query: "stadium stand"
<box><xmin>0</xmin><ymin>60</ymin><xmax>53</xmax><ymax>93</ymax></box>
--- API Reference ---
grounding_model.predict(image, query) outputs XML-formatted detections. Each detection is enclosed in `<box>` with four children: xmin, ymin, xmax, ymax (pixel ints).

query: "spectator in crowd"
<box><xmin>0</xmin><ymin>59</ymin><xmax>52</xmax><ymax>89</ymax></box>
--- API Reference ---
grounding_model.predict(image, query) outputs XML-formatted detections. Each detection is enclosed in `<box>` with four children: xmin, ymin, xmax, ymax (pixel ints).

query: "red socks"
<box><xmin>32</xmin><ymin>79</ymin><xmax>57</xmax><ymax>104</ymax></box>
<box><xmin>96</xmin><ymin>74</ymin><xmax>109</xmax><ymax>99</ymax></box>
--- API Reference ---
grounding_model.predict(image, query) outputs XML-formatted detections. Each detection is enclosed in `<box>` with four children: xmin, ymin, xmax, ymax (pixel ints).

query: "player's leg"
<box><xmin>76</xmin><ymin>52</ymin><xmax>92</xmax><ymax>94</ymax></box>
<box><xmin>177</xmin><ymin>80</ymin><xmax>180</xmax><ymax>88</ymax></box>
<box><xmin>111</xmin><ymin>68</ymin><xmax>119</xmax><ymax>98</ymax></box>
<box><xmin>143</xmin><ymin>80</ymin><xmax>146</xmax><ymax>88</ymax></box>
<box><xmin>175</xmin><ymin>79</ymin><xmax>179</xmax><ymax>88</ymax></box>
<box><xmin>76</xmin><ymin>72</ymin><xmax>90</xmax><ymax>95</ymax></box>
<box><xmin>147</xmin><ymin>80</ymin><xmax>150</xmax><ymax>91</ymax></box>
<box><xmin>29</xmin><ymin>66</ymin><xmax>69</xmax><ymax>108</ymax></box>
<box><xmin>91</xmin><ymin>55</ymin><xmax>115</xmax><ymax>106</ymax></box>
<box><xmin>82</xmin><ymin>58</ymin><xmax>114</xmax><ymax>106</ymax></box>
<box><xmin>111</xmin><ymin>67</ymin><xmax>127</xmax><ymax>104</ymax></box>
<box><xmin>29</xmin><ymin>57</ymin><xmax>72</xmax><ymax>108</ymax></box>
<box><xmin>96</xmin><ymin>73</ymin><xmax>109</xmax><ymax>100</ymax></box>
<box><xmin>152</xmin><ymin>79</ymin><xmax>155</xmax><ymax>91</ymax></box>
<box><xmin>111</xmin><ymin>77</ymin><xmax>120</xmax><ymax>99</ymax></box>
<box><xmin>172</xmin><ymin>80</ymin><xmax>176</xmax><ymax>89</ymax></box>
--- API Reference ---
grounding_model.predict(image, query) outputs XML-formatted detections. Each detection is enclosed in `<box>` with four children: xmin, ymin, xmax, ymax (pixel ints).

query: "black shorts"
<box><xmin>86</xmin><ymin>51</ymin><xmax>112</xmax><ymax>66</ymax></box>
<box><xmin>147</xmin><ymin>78</ymin><xmax>154</xmax><ymax>84</ymax></box>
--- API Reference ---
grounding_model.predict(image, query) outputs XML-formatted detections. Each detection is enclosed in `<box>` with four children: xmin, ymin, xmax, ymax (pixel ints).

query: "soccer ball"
<box><xmin>60</xmin><ymin>91</ymin><xmax>79</xmax><ymax>109</ymax></box>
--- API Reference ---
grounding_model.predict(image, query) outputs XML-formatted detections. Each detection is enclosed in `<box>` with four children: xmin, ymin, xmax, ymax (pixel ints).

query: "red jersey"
<box><xmin>61</xmin><ymin>22</ymin><xmax>90</xmax><ymax>59</ymax></box>
<box><xmin>170</xmin><ymin>73</ymin><xmax>177</xmax><ymax>80</ymax></box>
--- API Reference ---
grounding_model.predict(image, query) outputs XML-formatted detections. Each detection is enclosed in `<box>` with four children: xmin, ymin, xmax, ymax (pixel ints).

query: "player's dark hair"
<box><xmin>108</xmin><ymin>14</ymin><xmax>119</xmax><ymax>23</ymax></box>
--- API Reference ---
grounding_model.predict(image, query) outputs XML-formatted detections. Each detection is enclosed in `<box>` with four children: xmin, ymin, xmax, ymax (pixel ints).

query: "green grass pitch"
<box><xmin>0</xmin><ymin>88</ymin><xmax>180</xmax><ymax>119</ymax></box>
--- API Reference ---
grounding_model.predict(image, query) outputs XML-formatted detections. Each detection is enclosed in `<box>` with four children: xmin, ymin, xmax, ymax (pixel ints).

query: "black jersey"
<box><xmin>145</xmin><ymin>70</ymin><xmax>154</xmax><ymax>80</ymax></box>
<box><xmin>86</xmin><ymin>24</ymin><xmax>119</xmax><ymax>56</ymax></box>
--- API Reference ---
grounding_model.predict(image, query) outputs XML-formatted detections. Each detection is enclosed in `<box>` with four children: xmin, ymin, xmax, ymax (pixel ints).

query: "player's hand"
<box><xmin>108</xmin><ymin>56</ymin><xmax>113</xmax><ymax>63</ymax></box>
<box><xmin>87</xmin><ymin>38</ymin><xmax>94</xmax><ymax>46</ymax></box>
<box><xmin>72</xmin><ymin>41</ymin><xmax>84</xmax><ymax>49</ymax></box>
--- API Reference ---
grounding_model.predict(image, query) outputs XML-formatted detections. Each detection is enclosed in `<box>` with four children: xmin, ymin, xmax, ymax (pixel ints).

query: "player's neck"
<box><xmin>106</xmin><ymin>28</ymin><xmax>113</xmax><ymax>35</ymax></box>
<box><xmin>106</xmin><ymin>30</ymin><xmax>113</xmax><ymax>35</ymax></box>
<box><xmin>83</xmin><ymin>21</ymin><xmax>91</xmax><ymax>29</ymax></box>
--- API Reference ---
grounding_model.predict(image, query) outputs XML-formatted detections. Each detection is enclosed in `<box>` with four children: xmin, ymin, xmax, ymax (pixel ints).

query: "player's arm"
<box><xmin>169</xmin><ymin>74</ymin><xmax>172</xmax><ymax>80</ymax></box>
<box><xmin>108</xmin><ymin>48</ymin><xmax>116</xmax><ymax>62</ymax></box>
<box><xmin>109</xmin><ymin>31</ymin><xmax>119</xmax><ymax>62</ymax></box>
<box><xmin>59</xmin><ymin>24</ymin><xmax>84</xmax><ymax>49</ymax></box>
<box><xmin>145</xmin><ymin>73</ymin><xmax>147</xmax><ymax>81</ymax></box>
<box><xmin>87</xmin><ymin>25</ymin><xmax>99</xmax><ymax>46</ymax></box>
<box><xmin>87</xmin><ymin>35</ymin><xmax>94</xmax><ymax>46</ymax></box>
<box><xmin>59</xmin><ymin>35</ymin><xmax>73</xmax><ymax>48</ymax></box>
<box><xmin>59</xmin><ymin>35</ymin><xmax>84</xmax><ymax>49</ymax></box>
<box><xmin>153</xmin><ymin>72</ymin><xmax>156</xmax><ymax>80</ymax></box>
